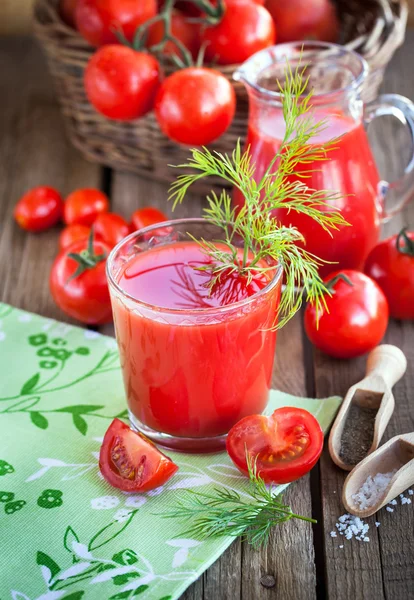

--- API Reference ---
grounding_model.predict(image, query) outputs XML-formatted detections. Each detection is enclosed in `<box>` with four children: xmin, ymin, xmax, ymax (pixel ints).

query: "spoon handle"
<box><xmin>366</xmin><ymin>344</ymin><xmax>407</xmax><ymax>388</ymax></box>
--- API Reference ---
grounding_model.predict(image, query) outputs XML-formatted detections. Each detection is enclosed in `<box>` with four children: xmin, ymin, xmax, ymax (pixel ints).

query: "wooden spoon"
<box><xmin>329</xmin><ymin>345</ymin><xmax>407</xmax><ymax>471</ymax></box>
<box><xmin>342</xmin><ymin>433</ymin><xmax>414</xmax><ymax>518</ymax></box>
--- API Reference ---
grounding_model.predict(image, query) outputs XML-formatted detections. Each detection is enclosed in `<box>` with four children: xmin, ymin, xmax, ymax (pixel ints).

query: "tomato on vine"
<box><xmin>155</xmin><ymin>67</ymin><xmax>236</xmax><ymax>145</ymax></box>
<box><xmin>265</xmin><ymin>0</ymin><xmax>339</xmax><ymax>44</ymax></box>
<box><xmin>304</xmin><ymin>270</ymin><xmax>389</xmax><ymax>359</ymax></box>
<box><xmin>14</xmin><ymin>186</ymin><xmax>63</xmax><ymax>232</ymax></box>
<box><xmin>85</xmin><ymin>46</ymin><xmax>161</xmax><ymax>121</ymax></box>
<box><xmin>364</xmin><ymin>228</ymin><xmax>414</xmax><ymax>320</ymax></box>
<box><xmin>202</xmin><ymin>1</ymin><xmax>276</xmax><ymax>65</ymax></box>
<box><xmin>75</xmin><ymin>0</ymin><xmax>157</xmax><ymax>46</ymax></box>
<box><xmin>50</xmin><ymin>232</ymin><xmax>112</xmax><ymax>324</ymax></box>
<box><xmin>147</xmin><ymin>10</ymin><xmax>201</xmax><ymax>59</ymax></box>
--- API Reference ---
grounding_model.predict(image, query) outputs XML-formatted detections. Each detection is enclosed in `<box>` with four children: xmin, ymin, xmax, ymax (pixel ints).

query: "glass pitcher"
<box><xmin>233</xmin><ymin>42</ymin><xmax>414</xmax><ymax>277</ymax></box>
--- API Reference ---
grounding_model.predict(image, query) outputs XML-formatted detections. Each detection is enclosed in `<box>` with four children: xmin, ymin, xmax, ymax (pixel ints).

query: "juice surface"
<box><xmin>234</xmin><ymin>111</ymin><xmax>381</xmax><ymax>277</ymax></box>
<box><xmin>112</xmin><ymin>241</ymin><xmax>280</xmax><ymax>439</ymax></box>
<box><xmin>118</xmin><ymin>241</ymin><xmax>268</xmax><ymax>309</ymax></box>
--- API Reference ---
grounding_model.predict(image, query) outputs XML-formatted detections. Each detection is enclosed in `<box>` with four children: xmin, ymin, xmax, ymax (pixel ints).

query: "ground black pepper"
<box><xmin>339</xmin><ymin>404</ymin><xmax>378</xmax><ymax>465</ymax></box>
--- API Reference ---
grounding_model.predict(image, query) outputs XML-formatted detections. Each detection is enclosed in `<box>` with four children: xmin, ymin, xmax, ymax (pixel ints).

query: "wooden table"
<box><xmin>1</xmin><ymin>34</ymin><xmax>413</xmax><ymax>600</ymax></box>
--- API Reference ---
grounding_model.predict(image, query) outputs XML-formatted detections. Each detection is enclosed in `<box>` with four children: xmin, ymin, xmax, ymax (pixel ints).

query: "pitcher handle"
<box><xmin>364</xmin><ymin>93</ymin><xmax>414</xmax><ymax>223</ymax></box>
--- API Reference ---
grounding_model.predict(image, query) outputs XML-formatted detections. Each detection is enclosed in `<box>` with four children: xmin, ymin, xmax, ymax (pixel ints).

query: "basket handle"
<box><xmin>364</xmin><ymin>93</ymin><xmax>414</xmax><ymax>223</ymax></box>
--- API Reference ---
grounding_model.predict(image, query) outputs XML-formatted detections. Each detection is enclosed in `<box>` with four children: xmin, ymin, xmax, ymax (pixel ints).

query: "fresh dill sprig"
<box><xmin>168</xmin><ymin>62</ymin><xmax>350</xmax><ymax>327</ymax></box>
<box><xmin>163</xmin><ymin>455</ymin><xmax>316</xmax><ymax>548</ymax></box>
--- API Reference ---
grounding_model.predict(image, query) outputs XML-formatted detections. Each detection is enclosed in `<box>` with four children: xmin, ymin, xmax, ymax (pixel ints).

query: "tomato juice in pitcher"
<box><xmin>234</xmin><ymin>43</ymin><xmax>414</xmax><ymax>276</ymax></box>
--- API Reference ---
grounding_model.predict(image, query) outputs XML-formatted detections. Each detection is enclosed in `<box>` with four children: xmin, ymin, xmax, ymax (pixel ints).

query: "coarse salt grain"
<box><xmin>331</xmin><ymin>483</ymin><xmax>413</xmax><ymax>548</ymax></box>
<box><xmin>332</xmin><ymin>513</ymin><xmax>370</xmax><ymax>543</ymax></box>
<box><xmin>351</xmin><ymin>470</ymin><xmax>397</xmax><ymax>510</ymax></box>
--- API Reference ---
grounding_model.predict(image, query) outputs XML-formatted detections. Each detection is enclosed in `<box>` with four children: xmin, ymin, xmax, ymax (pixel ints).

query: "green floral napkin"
<box><xmin>0</xmin><ymin>303</ymin><xmax>341</xmax><ymax>600</ymax></box>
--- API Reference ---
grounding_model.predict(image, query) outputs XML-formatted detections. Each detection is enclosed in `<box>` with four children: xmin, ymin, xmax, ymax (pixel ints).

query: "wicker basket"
<box><xmin>33</xmin><ymin>0</ymin><xmax>408</xmax><ymax>192</ymax></box>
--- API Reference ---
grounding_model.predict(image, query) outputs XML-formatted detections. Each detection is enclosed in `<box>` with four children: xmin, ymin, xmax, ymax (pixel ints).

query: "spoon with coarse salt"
<box><xmin>342</xmin><ymin>432</ymin><xmax>414</xmax><ymax>518</ymax></box>
<box><xmin>329</xmin><ymin>344</ymin><xmax>407</xmax><ymax>471</ymax></box>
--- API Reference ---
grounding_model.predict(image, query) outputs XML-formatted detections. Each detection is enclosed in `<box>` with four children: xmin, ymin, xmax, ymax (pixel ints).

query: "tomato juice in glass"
<box><xmin>107</xmin><ymin>219</ymin><xmax>282</xmax><ymax>452</ymax></box>
<box><xmin>234</xmin><ymin>42</ymin><xmax>414</xmax><ymax>277</ymax></box>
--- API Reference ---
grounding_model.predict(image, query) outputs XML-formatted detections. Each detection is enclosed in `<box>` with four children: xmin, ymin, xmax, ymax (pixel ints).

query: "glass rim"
<box><xmin>233</xmin><ymin>41</ymin><xmax>369</xmax><ymax>101</ymax></box>
<box><xmin>106</xmin><ymin>217</ymin><xmax>283</xmax><ymax>316</ymax></box>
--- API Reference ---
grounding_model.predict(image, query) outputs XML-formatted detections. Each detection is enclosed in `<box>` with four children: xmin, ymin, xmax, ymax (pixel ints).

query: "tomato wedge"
<box><xmin>226</xmin><ymin>407</ymin><xmax>323</xmax><ymax>484</ymax></box>
<box><xmin>99</xmin><ymin>419</ymin><xmax>178</xmax><ymax>492</ymax></box>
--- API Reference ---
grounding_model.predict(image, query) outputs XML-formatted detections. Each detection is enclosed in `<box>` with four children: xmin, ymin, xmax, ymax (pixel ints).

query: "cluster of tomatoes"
<box><xmin>304</xmin><ymin>235</ymin><xmax>414</xmax><ymax>360</ymax></box>
<box><xmin>14</xmin><ymin>185</ymin><xmax>167</xmax><ymax>325</ymax></box>
<box><xmin>59</xmin><ymin>0</ymin><xmax>339</xmax><ymax>146</ymax></box>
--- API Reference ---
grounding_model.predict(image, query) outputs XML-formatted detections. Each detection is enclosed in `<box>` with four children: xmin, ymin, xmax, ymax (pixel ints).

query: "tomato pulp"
<box><xmin>110</xmin><ymin>241</ymin><xmax>281</xmax><ymax>446</ymax></box>
<box><xmin>234</xmin><ymin>111</ymin><xmax>382</xmax><ymax>277</ymax></box>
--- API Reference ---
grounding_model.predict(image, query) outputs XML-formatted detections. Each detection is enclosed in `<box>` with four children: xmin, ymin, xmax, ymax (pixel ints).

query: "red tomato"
<box><xmin>93</xmin><ymin>212</ymin><xmax>131</xmax><ymax>248</ymax></box>
<box><xmin>265</xmin><ymin>0</ymin><xmax>339</xmax><ymax>43</ymax></box>
<box><xmin>75</xmin><ymin>0</ymin><xmax>157</xmax><ymax>46</ymax></box>
<box><xmin>131</xmin><ymin>207</ymin><xmax>168</xmax><ymax>231</ymax></box>
<box><xmin>155</xmin><ymin>68</ymin><xmax>236</xmax><ymax>145</ymax></box>
<box><xmin>64</xmin><ymin>188</ymin><xmax>110</xmax><ymax>226</ymax></box>
<box><xmin>304</xmin><ymin>270</ymin><xmax>389</xmax><ymax>359</ymax></box>
<box><xmin>364</xmin><ymin>229</ymin><xmax>414</xmax><ymax>321</ymax></box>
<box><xmin>175</xmin><ymin>0</ymin><xmax>264</xmax><ymax>17</ymax></box>
<box><xmin>60</xmin><ymin>0</ymin><xmax>78</xmax><ymax>27</ymax></box>
<box><xmin>59</xmin><ymin>224</ymin><xmax>91</xmax><ymax>250</ymax></box>
<box><xmin>226</xmin><ymin>407</ymin><xmax>323</xmax><ymax>484</ymax></box>
<box><xmin>202</xmin><ymin>1</ymin><xmax>276</xmax><ymax>65</ymax></box>
<box><xmin>85</xmin><ymin>46</ymin><xmax>161</xmax><ymax>121</ymax></box>
<box><xmin>147</xmin><ymin>11</ymin><xmax>200</xmax><ymax>59</ymax></box>
<box><xmin>14</xmin><ymin>186</ymin><xmax>63</xmax><ymax>232</ymax></box>
<box><xmin>99</xmin><ymin>419</ymin><xmax>179</xmax><ymax>492</ymax></box>
<box><xmin>50</xmin><ymin>237</ymin><xmax>112</xmax><ymax>324</ymax></box>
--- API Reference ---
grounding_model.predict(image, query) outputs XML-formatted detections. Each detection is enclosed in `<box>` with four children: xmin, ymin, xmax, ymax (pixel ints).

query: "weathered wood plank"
<box><xmin>241</xmin><ymin>314</ymin><xmax>317</xmax><ymax>600</ymax></box>
<box><xmin>313</xmin><ymin>30</ymin><xmax>414</xmax><ymax>600</ymax></box>
<box><xmin>0</xmin><ymin>38</ymin><xmax>101</xmax><ymax>320</ymax></box>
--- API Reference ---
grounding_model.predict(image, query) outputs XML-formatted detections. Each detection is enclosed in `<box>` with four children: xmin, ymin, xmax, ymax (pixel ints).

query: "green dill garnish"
<box><xmin>169</xmin><ymin>62</ymin><xmax>350</xmax><ymax>327</ymax></box>
<box><xmin>163</xmin><ymin>454</ymin><xmax>316</xmax><ymax>548</ymax></box>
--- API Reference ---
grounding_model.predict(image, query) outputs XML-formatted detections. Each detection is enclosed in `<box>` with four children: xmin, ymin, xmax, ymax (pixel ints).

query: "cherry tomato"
<box><xmin>202</xmin><ymin>1</ymin><xmax>276</xmax><ymax>65</ymax></box>
<box><xmin>147</xmin><ymin>11</ymin><xmax>200</xmax><ymax>59</ymax></box>
<box><xmin>155</xmin><ymin>68</ymin><xmax>236</xmax><ymax>145</ymax></box>
<box><xmin>59</xmin><ymin>224</ymin><xmax>91</xmax><ymax>251</ymax></box>
<box><xmin>50</xmin><ymin>236</ymin><xmax>112</xmax><ymax>324</ymax></box>
<box><xmin>60</xmin><ymin>0</ymin><xmax>78</xmax><ymax>27</ymax></box>
<box><xmin>64</xmin><ymin>188</ymin><xmax>110</xmax><ymax>227</ymax></box>
<box><xmin>99</xmin><ymin>419</ymin><xmax>179</xmax><ymax>492</ymax></box>
<box><xmin>131</xmin><ymin>207</ymin><xmax>168</xmax><ymax>231</ymax></box>
<box><xmin>304</xmin><ymin>270</ymin><xmax>389</xmax><ymax>359</ymax></box>
<box><xmin>364</xmin><ymin>228</ymin><xmax>414</xmax><ymax>321</ymax></box>
<box><xmin>265</xmin><ymin>0</ymin><xmax>339</xmax><ymax>43</ymax></box>
<box><xmin>85</xmin><ymin>46</ymin><xmax>161</xmax><ymax>121</ymax></box>
<box><xmin>75</xmin><ymin>0</ymin><xmax>157</xmax><ymax>46</ymax></box>
<box><xmin>226</xmin><ymin>407</ymin><xmax>323</xmax><ymax>484</ymax></box>
<box><xmin>14</xmin><ymin>186</ymin><xmax>63</xmax><ymax>232</ymax></box>
<box><xmin>93</xmin><ymin>212</ymin><xmax>131</xmax><ymax>248</ymax></box>
<box><xmin>175</xmin><ymin>0</ymin><xmax>264</xmax><ymax>17</ymax></box>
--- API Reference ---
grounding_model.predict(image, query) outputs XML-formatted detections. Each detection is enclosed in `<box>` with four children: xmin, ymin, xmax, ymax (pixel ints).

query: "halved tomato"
<box><xmin>99</xmin><ymin>419</ymin><xmax>178</xmax><ymax>492</ymax></box>
<box><xmin>226</xmin><ymin>407</ymin><xmax>323</xmax><ymax>484</ymax></box>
